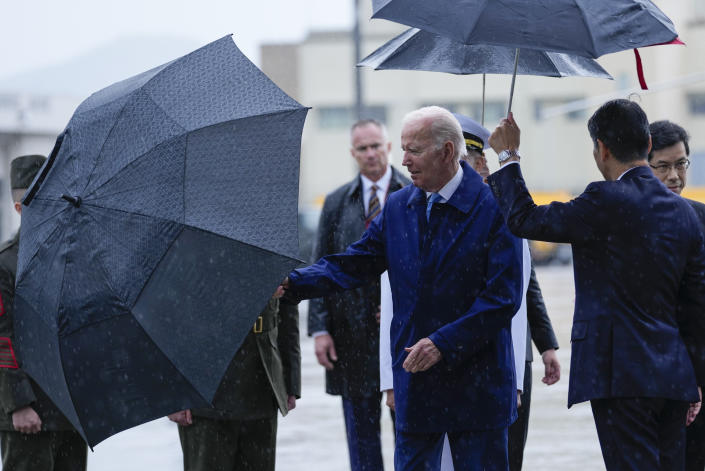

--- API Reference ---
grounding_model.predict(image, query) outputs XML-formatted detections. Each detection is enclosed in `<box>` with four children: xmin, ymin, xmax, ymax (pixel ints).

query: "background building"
<box><xmin>262</xmin><ymin>0</ymin><xmax>705</xmax><ymax>220</ymax></box>
<box><xmin>1</xmin><ymin>1</ymin><xmax>704</xmax><ymax>244</ymax></box>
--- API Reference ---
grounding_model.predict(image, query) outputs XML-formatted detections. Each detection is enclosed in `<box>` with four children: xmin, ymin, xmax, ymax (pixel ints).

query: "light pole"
<box><xmin>353</xmin><ymin>0</ymin><xmax>364</xmax><ymax>120</ymax></box>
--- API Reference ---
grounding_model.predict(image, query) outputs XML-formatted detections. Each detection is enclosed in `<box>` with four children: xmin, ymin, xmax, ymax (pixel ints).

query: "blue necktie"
<box><xmin>426</xmin><ymin>193</ymin><xmax>442</xmax><ymax>221</ymax></box>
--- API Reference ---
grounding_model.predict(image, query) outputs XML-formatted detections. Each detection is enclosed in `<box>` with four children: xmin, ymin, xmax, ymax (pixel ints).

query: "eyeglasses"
<box><xmin>649</xmin><ymin>159</ymin><xmax>690</xmax><ymax>174</ymax></box>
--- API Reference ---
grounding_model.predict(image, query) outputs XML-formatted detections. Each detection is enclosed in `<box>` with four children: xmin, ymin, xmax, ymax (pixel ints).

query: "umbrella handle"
<box><xmin>23</xmin><ymin>132</ymin><xmax>63</xmax><ymax>206</ymax></box>
<box><xmin>507</xmin><ymin>48</ymin><xmax>520</xmax><ymax>117</ymax></box>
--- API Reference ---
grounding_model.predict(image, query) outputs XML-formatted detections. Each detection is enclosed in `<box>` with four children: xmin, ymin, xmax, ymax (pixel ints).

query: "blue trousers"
<box><xmin>342</xmin><ymin>394</ymin><xmax>385</xmax><ymax>471</ymax></box>
<box><xmin>395</xmin><ymin>427</ymin><xmax>509</xmax><ymax>471</ymax></box>
<box><xmin>591</xmin><ymin>397</ymin><xmax>689</xmax><ymax>471</ymax></box>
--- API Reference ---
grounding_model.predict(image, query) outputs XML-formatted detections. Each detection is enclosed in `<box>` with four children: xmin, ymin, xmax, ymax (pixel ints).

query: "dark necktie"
<box><xmin>366</xmin><ymin>185</ymin><xmax>381</xmax><ymax>228</ymax></box>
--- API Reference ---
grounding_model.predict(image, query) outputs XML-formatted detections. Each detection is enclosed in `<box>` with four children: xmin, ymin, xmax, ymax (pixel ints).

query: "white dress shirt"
<box><xmin>425</xmin><ymin>164</ymin><xmax>464</xmax><ymax>203</ymax></box>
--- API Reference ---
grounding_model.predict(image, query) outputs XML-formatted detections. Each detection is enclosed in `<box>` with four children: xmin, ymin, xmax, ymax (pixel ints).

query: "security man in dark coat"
<box><xmin>308</xmin><ymin>118</ymin><xmax>409</xmax><ymax>470</ymax></box>
<box><xmin>168</xmin><ymin>297</ymin><xmax>300</xmax><ymax>471</ymax></box>
<box><xmin>0</xmin><ymin>154</ymin><xmax>87</xmax><ymax>471</ymax></box>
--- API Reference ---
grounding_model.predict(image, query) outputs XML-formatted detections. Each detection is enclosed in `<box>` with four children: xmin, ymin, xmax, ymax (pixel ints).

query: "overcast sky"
<box><xmin>0</xmin><ymin>0</ymin><xmax>352</xmax><ymax>79</ymax></box>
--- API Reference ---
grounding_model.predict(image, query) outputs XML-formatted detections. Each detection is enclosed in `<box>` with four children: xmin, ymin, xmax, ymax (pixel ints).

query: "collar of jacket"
<box><xmin>618</xmin><ymin>165</ymin><xmax>652</xmax><ymax>181</ymax></box>
<box><xmin>345</xmin><ymin>166</ymin><xmax>408</xmax><ymax>199</ymax></box>
<box><xmin>406</xmin><ymin>160</ymin><xmax>483</xmax><ymax>214</ymax></box>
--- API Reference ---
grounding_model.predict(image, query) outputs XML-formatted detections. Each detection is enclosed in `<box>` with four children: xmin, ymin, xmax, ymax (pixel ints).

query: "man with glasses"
<box><xmin>649</xmin><ymin>120</ymin><xmax>705</xmax><ymax>471</ymax></box>
<box><xmin>648</xmin><ymin>120</ymin><xmax>696</xmax><ymax>198</ymax></box>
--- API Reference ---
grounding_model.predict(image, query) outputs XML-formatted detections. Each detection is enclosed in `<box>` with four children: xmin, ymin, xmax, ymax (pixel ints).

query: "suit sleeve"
<box><xmin>677</xmin><ymin>225</ymin><xmax>705</xmax><ymax>386</ymax></box>
<box><xmin>277</xmin><ymin>298</ymin><xmax>301</xmax><ymax>398</ymax></box>
<box><xmin>526</xmin><ymin>263</ymin><xmax>559</xmax><ymax>353</ymax></box>
<box><xmin>487</xmin><ymin>163</ymin><xmax>607</xmax><ymax>244</ymax></box>
<box><xmin>288</xmin><ymin>206</ymin><xmax>388</xmax><ymax>302</ymax></box>
<box><xmin>307</xmin><ymin>196</ymin><xmax>336</xmax><ymax>335</ymax></box>
<box><xmin>0</xmin><ymin>264</ymin><xmax>36</xmax><ymax>415</ymax></box>
<box><xmin>428</xmin><ymin>208</ymin><xmax>524</xmax><ymax>366</ymax></box>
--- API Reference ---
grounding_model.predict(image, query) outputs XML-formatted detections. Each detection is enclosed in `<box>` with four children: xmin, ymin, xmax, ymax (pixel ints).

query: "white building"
<box><xmin>0</xmin><ymin>93</ymin><xmax>79</xmax><ymax>239</ymax></box>
<box><xmin>262</xmin><ymin>0</ymin><xmax>705</xmax><ymax>213</ymax></box>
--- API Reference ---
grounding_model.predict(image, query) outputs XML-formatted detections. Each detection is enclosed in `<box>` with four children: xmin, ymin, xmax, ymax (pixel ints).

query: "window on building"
<box><xmin>417</xmin><ymin>102</ymin><xmax>504</xmax><ymax>126</ymax></box>
<box><xmin>420</xmin><ymin>102</ymin><xmax>469</xmax><ymax>113</ymax></box>
<box><xmin>688</xmin><ymin>93</ymin><xmax>705</xmax><ymax>115</ymax></box>
<box><xmin>468</xmin><ymin>101</ymin><xmax>505</xmax><ymax>125</ymax></box>
<box><xmin>534</xmin><ymin>97</ymin><xmax>585</xmax><ymax>121</ymax></box>
<box><xmin>0</xmin><ymin>95</ymin><xmax>19</xmax><ymax>109</ymax></box>
<box><xmin>695</xmin><ymin>0</ymin><xmax>705</xmax><ymax>18</ymax></box>
<box><xmin>318</xmin><ymin>106</ymin><xmax>350</xmax><ymax>129</ymax></box>
<box><xmin>360</xmin><ymin>106</ymin><xmax>387</xmax><ymax>124</ymax></box>
<box><xmin>318</xmin><ymin>105</ymin><xmax>387</xmax><ymax>129</ymax></box>
<box><xmin>29</xmin><ymin>97</ymin><xmax>49</xmax><ymax>111</ymax></box>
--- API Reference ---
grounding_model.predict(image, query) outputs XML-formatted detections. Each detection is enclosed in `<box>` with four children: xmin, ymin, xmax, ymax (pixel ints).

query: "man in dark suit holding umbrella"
<box><xmin>648</xmin><ymin>119</ymin><xmax>705</xmax><ymax>471</ymax></box>
<box><xmin>487</xmin><ymin>100</ymin><xmax>705</xmax><ymax>470</ymax></box>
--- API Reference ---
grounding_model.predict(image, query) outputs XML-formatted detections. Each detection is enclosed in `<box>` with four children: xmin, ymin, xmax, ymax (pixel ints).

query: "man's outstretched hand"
<box><xmin>403</xmin><ymin>338</ymin><xmax>442</xmax><ymax>373</ymax></box>
<box><xmin>274</xmin><ymin>277</ymin><xmax>290</xmax><ymax>299</ymax></box>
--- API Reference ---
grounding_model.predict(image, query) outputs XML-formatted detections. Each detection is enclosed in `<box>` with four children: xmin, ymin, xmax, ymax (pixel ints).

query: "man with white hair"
<box><xmin>283</xmin><ymin>106</ymin><xmax>523</xmax><ymax>470</ymax></box>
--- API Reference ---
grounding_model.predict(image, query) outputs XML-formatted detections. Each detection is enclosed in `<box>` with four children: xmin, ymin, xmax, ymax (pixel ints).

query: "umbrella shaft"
<box><xmin>507</xmin><ymin>49</ymin><xmax>520</xmax><ymax>116</ymax></box>
<box><xmin>482</xmin><ymin>74</ymin><xmax>486</xmax><ymax>126</ymax></box>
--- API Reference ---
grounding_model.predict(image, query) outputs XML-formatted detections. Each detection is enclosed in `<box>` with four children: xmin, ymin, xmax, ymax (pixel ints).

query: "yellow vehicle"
<box><xmin>681</xmin><ymin>187</ymin><xmax>705</xmax><ymax>204</ymax></box>
<box><xmin>527</xmin><ymin>191</ymin><xmax>573</xmax><ymax>265</ymax></box>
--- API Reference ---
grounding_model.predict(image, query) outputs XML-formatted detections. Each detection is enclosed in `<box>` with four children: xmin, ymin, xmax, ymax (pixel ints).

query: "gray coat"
<box><xmin>308</xmin><ymin>167</ymin><xmax>410</xmax><ymax>398</ymax></box>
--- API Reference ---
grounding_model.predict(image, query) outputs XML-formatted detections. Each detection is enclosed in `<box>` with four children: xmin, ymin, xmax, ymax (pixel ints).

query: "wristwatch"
<box><xmin>498</xmin><ymin>149</ymin><xmax>521</xmax><ymax>164</ymax></box>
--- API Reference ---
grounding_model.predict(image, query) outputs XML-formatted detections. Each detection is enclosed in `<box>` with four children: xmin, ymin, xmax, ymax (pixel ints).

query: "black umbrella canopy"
<box><xmin>371</xmin><ymin>0</ymin><xmax>678</xmax><ymax>58</ymax></box>
<box><xmin>14</xmin><ymin>35</ymin><xmax>308</xmax><ymax>446</ymax></box>
<box><xmin>359</xmin><ymin>28</ymin><xmax>613</xmax><ymax>79</ymax></box>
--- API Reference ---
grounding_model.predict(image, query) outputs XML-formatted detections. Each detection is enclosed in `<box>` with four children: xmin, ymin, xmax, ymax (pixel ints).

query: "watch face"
<box><xmin>498</xmin><ymin>150</ymin><xmax>519</xmax><ymax>163</ymax></box>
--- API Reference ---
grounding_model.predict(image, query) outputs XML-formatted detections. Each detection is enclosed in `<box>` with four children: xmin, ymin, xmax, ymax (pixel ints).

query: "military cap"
<box><xmin>11</xmin><ymin>154</ymin><xmax>46</xmax><ymax>190</ymax></box>
<box><xmin>453</xmin><ymin>113</ymin><xmax>491</xmax><ymax>152</ymax></box>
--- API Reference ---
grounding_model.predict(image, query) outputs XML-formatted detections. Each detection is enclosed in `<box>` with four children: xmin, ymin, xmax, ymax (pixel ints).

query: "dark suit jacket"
<box><xmin>291</xmin><ymin>162</ymin><xmax>523</xmax><ymax>432</ymax></box>
<box><xmin>192</xmin><ymin>298</ymin><xmax>300</xmax><ymax>420</ymax></box>
<box><xmin>488</xmin><ymin>164</ymin><xmax>705</xmax><ymax>406</ymax></box>
<box><xmin>0</xmin><ymin>233</ymin><xmax>74</xmax><ymax>431</ymax></box>
<box><xmin>525</xmin><ymin>266</ymin><xmax>559</xmax><ymax>362</ymax></box>
<box><xmin>687</xmin><ymin>198</ymin><xmax>705</xmax><ymax>233</ymax></box>
<box><xmin>308</xmin><ymin>166</ymin><xmax>410</xmax><ymax>398</ymax></box>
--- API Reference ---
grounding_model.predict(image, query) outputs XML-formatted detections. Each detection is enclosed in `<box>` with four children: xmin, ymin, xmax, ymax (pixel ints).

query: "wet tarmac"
<box><xmin>81</xmin><ymin>264</ymin><xmax>605</xmax><ymax>470</ymax></box>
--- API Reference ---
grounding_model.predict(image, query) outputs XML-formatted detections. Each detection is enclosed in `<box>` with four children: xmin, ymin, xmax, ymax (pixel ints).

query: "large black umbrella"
<box><xmin>370</xmin><ymin>0</ymin><xmax>681</xmax><ymax>92</ymax></box>
<box><xmin>359</xmin><ymin>28</ymin><xmax>613</xmax><ymax>78</ymax></box>
<box><xmin>359</xmin><ymin>28</ymin><xmax>613</xmax><ymax>122</ymax></box>
<box><xmin>371</xmin><ymin>0</ymin><xmax>678</xmax><ymax>58</ymax></box>
<box><xmin>14</xmin><ymin>35</ymin><xmax>308</xmax><ymax>447</ymax></box>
